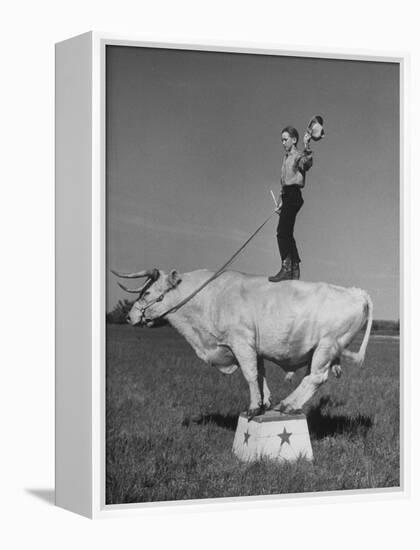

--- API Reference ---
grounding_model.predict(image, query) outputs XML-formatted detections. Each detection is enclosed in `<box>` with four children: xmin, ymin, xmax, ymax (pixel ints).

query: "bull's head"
<box><xmin>111</xmin><ymin>268</ymin><xmax>182</xmax><ymax>326</ymax></box>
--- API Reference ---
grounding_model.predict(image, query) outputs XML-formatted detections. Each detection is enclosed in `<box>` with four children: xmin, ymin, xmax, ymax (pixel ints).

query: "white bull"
<box><xmin>113</xmin><ymin>268</ymin><xmax>373</xmax><ymax>417</ymax></box>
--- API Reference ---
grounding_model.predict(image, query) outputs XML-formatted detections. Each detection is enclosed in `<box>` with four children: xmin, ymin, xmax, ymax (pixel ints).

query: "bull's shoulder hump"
<box><xmin>183</xmin><ymin>269</ymin><xmax>215</xmax><ymax>282</ymax></box>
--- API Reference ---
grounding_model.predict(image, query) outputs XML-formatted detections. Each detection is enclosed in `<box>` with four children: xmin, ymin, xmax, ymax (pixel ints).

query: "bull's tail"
<box><xmin>342</xmin><ymin>292</ymin><xmax>373</xmax><ymax>367</ymax></box>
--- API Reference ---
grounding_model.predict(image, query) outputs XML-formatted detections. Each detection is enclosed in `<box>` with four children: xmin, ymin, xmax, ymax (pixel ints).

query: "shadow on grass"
<box><xmin>307</xmin><ymin>397</ymin><xmax>373</xmax><ymax>439</ymax></box>
<box><xmin>183</xmin><ymin>397</ymin><xmax>374</xmax><ymax>439</ymax></box>
<box><xmin>182</xmin><ymin>413</ymin><xmax>238</xmax><ymax>431</ymax></box>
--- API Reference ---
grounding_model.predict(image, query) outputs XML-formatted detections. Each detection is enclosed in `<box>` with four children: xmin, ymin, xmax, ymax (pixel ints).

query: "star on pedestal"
<box><xmin>278</xmin><ymin>427</ymin><xmax>292</xmax><ymax>445</ymax></box>
<box><xmin>243</xmin><ymin>430</ymin><xmax>251</xmax><ymax>445</ymax></box>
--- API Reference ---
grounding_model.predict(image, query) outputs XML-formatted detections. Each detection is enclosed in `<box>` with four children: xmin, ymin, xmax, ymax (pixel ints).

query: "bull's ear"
<box><xmin>168</xmin><ymin>269</ymin><xmax>182</xmax><ymax>287</ymax></box>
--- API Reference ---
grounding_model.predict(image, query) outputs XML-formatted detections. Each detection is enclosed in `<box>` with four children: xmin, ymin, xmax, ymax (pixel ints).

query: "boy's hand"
<box><xmin>303</xmin><ymin>131</ymin><xmax>312</xmax><ymax>148</ymax></box>
<box><xmin>275</xmin><ymin>199</ymin><xmax>282</xmax><ymax>214</ymax></box>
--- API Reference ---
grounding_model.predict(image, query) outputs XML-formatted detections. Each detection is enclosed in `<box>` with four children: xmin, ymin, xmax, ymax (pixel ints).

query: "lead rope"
<box><xmin>157</xmin><ymin>210</ymin><xmax>277</xmax><ymax>319</ymax></box>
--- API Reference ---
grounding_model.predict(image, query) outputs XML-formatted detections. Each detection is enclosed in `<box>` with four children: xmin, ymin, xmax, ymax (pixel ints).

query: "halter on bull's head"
<box><xmin>111</xmin><ymin>268</ymin><xmax>182</xmax><ymax>326</ymax></box>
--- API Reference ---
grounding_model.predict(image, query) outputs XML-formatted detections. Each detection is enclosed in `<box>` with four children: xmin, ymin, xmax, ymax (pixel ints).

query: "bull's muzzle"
<box><xmin>135</xmin><ymin>311</ymin><xmax>154</xmax><ymax>327</ymax></box>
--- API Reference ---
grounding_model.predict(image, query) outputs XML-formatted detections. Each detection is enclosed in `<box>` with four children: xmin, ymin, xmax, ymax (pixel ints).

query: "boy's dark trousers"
<box><xmin>276</xmin><ymin>184</ymin><xmax>304</xmax><ymax>263</ymax></box>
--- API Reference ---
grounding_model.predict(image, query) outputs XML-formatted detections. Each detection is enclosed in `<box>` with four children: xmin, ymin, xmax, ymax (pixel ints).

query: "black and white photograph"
<box><xmin>6</xmin><ymin>0</ymin><xmax>420</xmax><ymax>545</ymax></box>
<box><xmin>105</xmin><ymin>45</ymin><xmax>400</xmax><ymax>505</ymax></box>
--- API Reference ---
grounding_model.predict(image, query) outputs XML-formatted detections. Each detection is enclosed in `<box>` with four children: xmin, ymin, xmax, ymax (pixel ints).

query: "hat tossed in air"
<box><xmin>306</xmin><ymin>115</ymin><xmax>325</xmax><ymax>141</ymax></box>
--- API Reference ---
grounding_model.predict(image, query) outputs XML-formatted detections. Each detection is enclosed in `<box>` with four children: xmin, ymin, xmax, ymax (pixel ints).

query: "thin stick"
<box><xmin>270</xmin><ymin>189</ymin><xmax>278</xmax><ymax>207</ymax></box>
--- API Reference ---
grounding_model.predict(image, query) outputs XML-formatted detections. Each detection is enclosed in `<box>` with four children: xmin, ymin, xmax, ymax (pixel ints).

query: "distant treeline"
<box><xmin>371</xmin><ymin>319</ymin><xmax>400</xmax><ymax>333</ymax></box>
<box><xmin>106</xmin><ymin>299</ymin><xmax>134</xmax><ymax>324</ymax></box>
<box><xmin>106</xmin><ymin>300</ymin><xmax>399</xmax><ymax>333</ymax></box>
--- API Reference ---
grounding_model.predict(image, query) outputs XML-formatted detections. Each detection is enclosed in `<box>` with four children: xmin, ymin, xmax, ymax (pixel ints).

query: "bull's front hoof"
<box><xmin>273</xmin><ymin>402</ymin><xmax>302</xmax><ymax>415</ymax></box>
<box><xmin>246</xmin><ymin>406</ymin><xmax>265</xmax><ymax>421</ymax></box>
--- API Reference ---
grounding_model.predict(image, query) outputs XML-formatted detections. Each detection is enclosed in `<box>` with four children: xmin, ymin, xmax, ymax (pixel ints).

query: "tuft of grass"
<box><xmin>106</xmin><ymin>325</ymin><xmax>400</xmax><ymax>504</ymax></box>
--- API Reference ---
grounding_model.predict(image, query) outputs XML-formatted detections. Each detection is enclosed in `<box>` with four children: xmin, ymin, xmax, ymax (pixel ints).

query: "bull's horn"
<box><xmin>111</xmin><ymin>269</ymin><xmax>153</xmax><ymax>279</ymax></box>
<box><xmin>117</xmin><ymin>281</ymin><xmax>147</xmax><ymax>293</ymax></box>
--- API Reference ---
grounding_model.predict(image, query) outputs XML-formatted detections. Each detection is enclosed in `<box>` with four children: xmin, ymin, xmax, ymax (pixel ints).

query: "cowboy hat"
<box><xmin>307</xmin><ymin>115</ymin><xmax>325</xmax><ymax>141</ymax></box>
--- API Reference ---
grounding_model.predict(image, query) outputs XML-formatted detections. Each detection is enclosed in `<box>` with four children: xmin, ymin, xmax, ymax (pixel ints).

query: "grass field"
<box><xmin>106</xmin><ymin>324</ymin><xmax>400</xmax><ymax>504</ymax></box>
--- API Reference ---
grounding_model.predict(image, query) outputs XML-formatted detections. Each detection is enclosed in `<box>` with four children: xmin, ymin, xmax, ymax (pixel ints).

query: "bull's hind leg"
<box><xmin>275</xmin><ymin>339</ymin><xmax>338</xmax><ymax>414</ymax></box>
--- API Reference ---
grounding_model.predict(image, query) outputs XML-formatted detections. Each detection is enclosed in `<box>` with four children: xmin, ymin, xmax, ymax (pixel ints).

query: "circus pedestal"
<box><xmin>232</xmin><ymin>410</ymin><xmax>313</xmax><ymax>462</ymax></box>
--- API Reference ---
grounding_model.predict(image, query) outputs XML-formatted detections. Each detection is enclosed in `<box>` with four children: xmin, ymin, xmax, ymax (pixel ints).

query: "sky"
<box><xmin>106</xmin><ymin>46</ymin><xmax>399</xmax><ymax>319</ymax></box>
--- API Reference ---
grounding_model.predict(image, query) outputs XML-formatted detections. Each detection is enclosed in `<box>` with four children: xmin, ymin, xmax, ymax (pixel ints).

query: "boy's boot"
<box><xmin>291</xmin><ymin>261</ymin><xmax>300</xmax><ymax>280</ymax></box>
<box><xmin>268</xmin><ymin>256</ymin><xmax>292</xmax><ymax>282</ymax></box>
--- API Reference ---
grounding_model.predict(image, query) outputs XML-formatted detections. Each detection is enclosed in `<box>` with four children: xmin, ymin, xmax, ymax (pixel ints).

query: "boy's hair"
<box><xmin>281</xmin><ymin>126</ymin><xmax>299</xmax><ymax>144</ymax></box>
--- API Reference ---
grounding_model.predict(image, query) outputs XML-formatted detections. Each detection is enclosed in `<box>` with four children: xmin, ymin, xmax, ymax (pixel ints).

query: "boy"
<box><xmin>268</xmin><ymin>126</ymin><xmax>313</xmax><ymax>282</ymax></box>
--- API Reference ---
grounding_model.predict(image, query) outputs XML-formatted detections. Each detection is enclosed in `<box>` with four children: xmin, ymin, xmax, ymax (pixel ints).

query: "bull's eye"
<box><xmin>143</xmin><ymin>291</ymin><xmax>150</xmax><ymax>297</ymax></box>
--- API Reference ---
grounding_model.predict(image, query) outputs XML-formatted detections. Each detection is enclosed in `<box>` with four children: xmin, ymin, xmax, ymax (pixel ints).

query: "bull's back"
<box><xmin>189</xmin><ymin>270</ymin><xmax>366</xmax><ymax>348</ymax></box>
<box><xmin>202</xmin><ymin>274</ymin><xmax>367</xmax><ymax>356</ymax></box>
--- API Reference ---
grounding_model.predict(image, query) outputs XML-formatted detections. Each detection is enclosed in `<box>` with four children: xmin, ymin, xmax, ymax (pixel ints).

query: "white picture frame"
<box><xmin>55</xmin><ymin>32</ymin><xmax>408</xmax><ymax>519</ymax></box>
